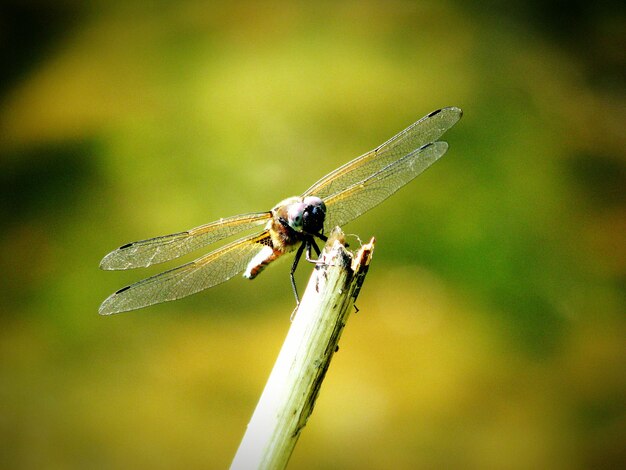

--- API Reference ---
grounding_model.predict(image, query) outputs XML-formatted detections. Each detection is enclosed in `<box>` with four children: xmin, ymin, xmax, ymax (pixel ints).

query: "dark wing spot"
<box><xmin>119</xmin><ymin>243</ymin><xmax>133</xmax><ymax>249</ymax></box>
<box><xmin>427</xmin><ymin>108</ymin><xmax>442</xmax><ymax>117</ymax></box>
<box><xmin>115</xmin><ymin>285</ymin><xmax>131</xmax><ymax>294</ymax></box>
<box><xmin>256</xmin><ymin>234</ymin><xmax>274</xmax><ymax>247</ymax></box>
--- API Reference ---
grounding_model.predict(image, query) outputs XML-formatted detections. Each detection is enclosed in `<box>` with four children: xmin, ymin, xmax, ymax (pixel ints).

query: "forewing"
<box><xmin>303</xmin><ymin>107</ymin><xmax>462</xmax><ymax>199</ymax></box>
<box><xmin>322</xmin><ymin>142</ymin><xmax>448</xmax><ymax>231</ymax></box>
<box><xmin>99</xmin><ymin>231</ymin><xmax>272</xmax><ymax>315</ymax></box>
<box><xmin>100</xmin><ymin>212</ymin><xmax>271</xmax><ymax>270</ymax></box>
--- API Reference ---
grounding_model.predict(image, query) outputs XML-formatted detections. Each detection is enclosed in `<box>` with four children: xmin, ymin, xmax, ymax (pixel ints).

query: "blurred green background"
<box><xmin>1</xmin><ymin>1</ymin><xmax>624</xmax><ymax>468</ymax></box>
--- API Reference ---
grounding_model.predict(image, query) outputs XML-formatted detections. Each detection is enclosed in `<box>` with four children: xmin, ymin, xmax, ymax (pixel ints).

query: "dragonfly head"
<box><xmin>287</xmin><ymin>196</ymin><xmax>326</xmax><ymax>235</ymax></box>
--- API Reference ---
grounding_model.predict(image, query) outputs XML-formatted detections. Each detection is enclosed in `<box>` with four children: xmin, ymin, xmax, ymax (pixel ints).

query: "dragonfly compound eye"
<box><xmin>287</xmin><ymin>204</ymin><xmax>306</xmax><ymax>231</ymax></box>
<box><xmin>302</xmin><ymin>197</ymin><xmax>326</xmax><ymax>234</ymax></box>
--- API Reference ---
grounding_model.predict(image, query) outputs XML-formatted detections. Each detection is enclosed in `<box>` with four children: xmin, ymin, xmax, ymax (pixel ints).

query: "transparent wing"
<box><xmin>322</xmin><ymin>142</ymin><xmax>448</xmax><ymax>231</ymax></box>
<box><xmin>99</xmin><ymin>231</ymin><xmax>272</xmax><ymax>315</ymax></box>
<box><xmin>100</xmin><ymin>212</ymin><xmax>271</xmax><ymax>270</ymax></box>
<box><xmin>303</xmin><ymin>107</ymin><xmax>462</xmax><ymax>200</ymax></box>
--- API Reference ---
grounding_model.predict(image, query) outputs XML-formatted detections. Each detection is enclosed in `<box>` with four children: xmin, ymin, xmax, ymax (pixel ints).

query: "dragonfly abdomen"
<box><xmin>244</xmin><ymin>245</ymin><xmax>282</xmax><ymax>280</ymax></box>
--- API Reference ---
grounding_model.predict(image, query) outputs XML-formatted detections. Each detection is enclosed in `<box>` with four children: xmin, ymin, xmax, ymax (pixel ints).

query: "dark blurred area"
<box><xmin>0</xmin><ymin>2</ymin><xmax>80</xmax><ymax>96</ymax></box>
<box><xmin>1</xmin><ymin>1</ymin><xmax>624</xmax><ymax>469</ymax></box>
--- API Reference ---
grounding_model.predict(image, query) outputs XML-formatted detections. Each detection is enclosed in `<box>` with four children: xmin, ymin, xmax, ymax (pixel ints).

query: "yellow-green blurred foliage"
<box><xmin>1</xmin><ymin>1</ymin><xmax>624</xmax><ymax>468</ymax></box>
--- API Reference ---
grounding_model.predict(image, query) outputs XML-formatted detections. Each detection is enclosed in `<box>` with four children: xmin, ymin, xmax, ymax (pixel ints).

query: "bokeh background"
<box><xmin>1</xmin><ymin>1</ymin><xmax>624</xmax><ymax>468</ymax></box>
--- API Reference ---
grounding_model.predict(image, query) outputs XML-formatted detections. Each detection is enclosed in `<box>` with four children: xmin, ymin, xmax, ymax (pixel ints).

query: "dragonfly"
<box><xmin>99</xmin><ymin>107</ymin><xmax>462</xmax><ymax>315</ymax></box>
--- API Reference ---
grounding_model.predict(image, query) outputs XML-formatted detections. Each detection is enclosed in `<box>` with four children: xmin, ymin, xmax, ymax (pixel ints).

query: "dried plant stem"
<box><xmin>231</xmin><ymin>229</ymin><xmax>375</xmax><ymax>470</ymax></box>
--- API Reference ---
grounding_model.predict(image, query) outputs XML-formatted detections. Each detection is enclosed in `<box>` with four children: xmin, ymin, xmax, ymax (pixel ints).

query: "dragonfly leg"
<box><xmin>311</xmin><ymin>239</ymin><xmax>321</xmax><ymax>256</ymax></box>
<box><xmin>305</xmin><ymin>238</ymin><xmax>325</xmax><ymax>264</ymax></box>
<box><xmin>290</xmin><ymin>239</ymin><xmax>323</xmax><ymax>321</ymax></box>
<box><xmin>290</xmin><ymin>242</ymin><xmax>306</xmax><ymax>305</ymax></box>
